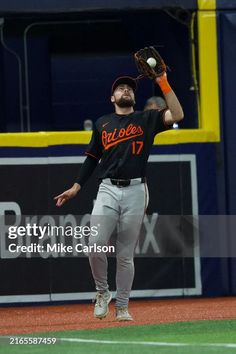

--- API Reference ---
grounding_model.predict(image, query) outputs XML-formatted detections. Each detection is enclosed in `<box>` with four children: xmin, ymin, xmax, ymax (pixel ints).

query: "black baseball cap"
<box><xmin>111</xmin><ymin>76</ymin><xmax>137</xmax><ymax>94</ymax></box>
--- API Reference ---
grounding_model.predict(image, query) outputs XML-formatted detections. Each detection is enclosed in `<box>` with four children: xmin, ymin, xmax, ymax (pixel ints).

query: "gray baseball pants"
<box><xmin>89</xmin><ymin>179</ymin><xmax>149</xmax><ymax>307</ymax></box>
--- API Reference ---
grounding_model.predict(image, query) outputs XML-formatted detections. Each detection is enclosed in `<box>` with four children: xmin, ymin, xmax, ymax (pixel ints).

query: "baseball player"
<box><xmin>54</xmin><ymin>49</ymin><xmax>184</xmax><ymax>321</ymax></box>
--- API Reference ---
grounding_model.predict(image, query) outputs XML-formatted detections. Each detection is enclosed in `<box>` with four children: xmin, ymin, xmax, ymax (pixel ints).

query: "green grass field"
<box><xmin>1</xmin><ymin>320</ymin><xmax>235</xmax><ymax>354</ymax></box>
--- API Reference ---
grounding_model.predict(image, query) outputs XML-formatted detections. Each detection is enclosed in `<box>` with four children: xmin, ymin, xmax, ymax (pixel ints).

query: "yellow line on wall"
<box><xmin>198</xmin><ymin>0</ymin><xmax>216</xmax><ymax>10</ymax></box>
<box><xmin>198</xmin><ymin>10</ymin><xmax>220</xmax><ymax>141</ymax></box>
<box><xmin>0</xmin><ymin>131</ymin><xmax>91</xmax><ymax>147</ymax></box>
<box><xmin>0</xmin><ymin>129</ymin><xmax>217</xmax><ymax>147</ymax></box>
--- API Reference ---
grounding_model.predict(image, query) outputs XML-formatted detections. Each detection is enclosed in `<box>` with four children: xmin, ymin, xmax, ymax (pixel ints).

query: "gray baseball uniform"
<box><xmin>89</xmin><ymin>180</ymin><xmax>149</xmax><ymax>307</ymax></box>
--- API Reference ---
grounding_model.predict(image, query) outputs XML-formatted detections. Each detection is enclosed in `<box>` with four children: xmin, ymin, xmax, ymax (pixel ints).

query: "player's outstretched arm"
<box><xmin>134</xmin><ymin>46</ymin><xmax>183</xmax><ymax>125</ymax></box>
<box><xmin>54</xmin><ymin>155</ymin><xmax>99</xmax><ymax>207</ymax></box>
<box><xmin>155</xmin><ymin>74</ymin><xmax>184</xmax><ymax>125</ymax></box>
<box><xmin>54</xmin><ymin>183</ymin><xmax>81</xmax><ymax>207</ymax></box>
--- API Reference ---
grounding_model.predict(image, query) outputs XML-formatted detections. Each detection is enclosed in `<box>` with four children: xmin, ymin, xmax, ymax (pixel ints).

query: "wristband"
<box><xmin>156</xmin><ymin>75</ymin><xmax>172</xmax><ymax>94</ymax></box>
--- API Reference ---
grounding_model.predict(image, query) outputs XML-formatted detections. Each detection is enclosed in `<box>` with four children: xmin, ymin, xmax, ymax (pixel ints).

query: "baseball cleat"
<box><xmin>93</xmin><ymin>291</ymin><xmax>112</xmax><ymax>319</ymax></box>
<box><xmin>115</xmin><ymin>306</ymin><xmax>133</xmax><ymax>321</ymax></box>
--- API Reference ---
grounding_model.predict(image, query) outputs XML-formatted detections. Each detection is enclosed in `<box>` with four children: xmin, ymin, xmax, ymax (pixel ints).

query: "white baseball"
<box><xmin>147</xmin><ymin>57</ymin><xmax>157</xmax><ymax>68</ymax></box>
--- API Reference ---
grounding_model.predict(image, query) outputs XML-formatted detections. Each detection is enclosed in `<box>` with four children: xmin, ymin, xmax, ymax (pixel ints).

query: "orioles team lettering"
<box><xmin>102</xmin><ymin>124</ymin><xmax>144</xmax><ymax>150</ymax></box>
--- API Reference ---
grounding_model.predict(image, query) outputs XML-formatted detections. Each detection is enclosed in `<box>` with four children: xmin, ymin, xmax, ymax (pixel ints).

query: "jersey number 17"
<box><xmin>131</xmin><ymin>141</ymin><xmax>143</xmax><ymax>155</ymax></box>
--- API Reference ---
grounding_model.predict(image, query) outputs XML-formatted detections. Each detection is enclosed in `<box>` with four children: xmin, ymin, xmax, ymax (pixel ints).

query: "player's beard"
<box><xmin>116</xmin><ymin>95</ymin><xmax>135</xmax><ymax>108</ymax></box>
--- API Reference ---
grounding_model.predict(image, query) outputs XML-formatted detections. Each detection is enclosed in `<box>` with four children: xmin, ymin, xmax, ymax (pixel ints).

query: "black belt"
<box><xmin>109</xmin><ymin>177</ymin><xmax>145</xmax><ymax>187</ymax></box>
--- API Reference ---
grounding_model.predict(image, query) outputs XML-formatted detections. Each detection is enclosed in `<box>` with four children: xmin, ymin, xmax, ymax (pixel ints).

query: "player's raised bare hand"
<box><xmin>54</xmin><ymin>183</ymin><xmax>81</xmax><ymax>207</ymax></box>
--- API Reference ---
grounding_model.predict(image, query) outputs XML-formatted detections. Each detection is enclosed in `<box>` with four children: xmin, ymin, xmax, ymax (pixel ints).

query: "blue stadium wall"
<box><xmin>0</xmin><ymin>142</ymin><xmax>227</xmax><ymax>303</ymax></box>
<box><xmin>216</xmin><ymin>0</ymin><xmax>236</xmax><ymax>295</ymax></box>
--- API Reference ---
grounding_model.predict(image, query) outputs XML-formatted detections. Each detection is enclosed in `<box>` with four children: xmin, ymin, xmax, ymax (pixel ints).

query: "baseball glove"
<box><xmin>134</xmin><ymin>46</ymin><xmax>167</xmax><ymax>80</ymax></box>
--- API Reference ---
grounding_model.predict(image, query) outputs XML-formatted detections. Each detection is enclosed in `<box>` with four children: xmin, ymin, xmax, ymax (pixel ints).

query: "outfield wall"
<box><xmin>0</xmin><ymin>140</ymin><xmax>232</xmax><ymax>302</ymax></box>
